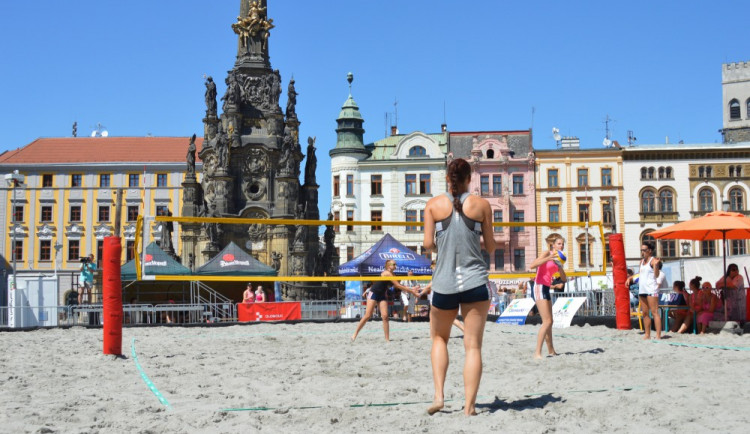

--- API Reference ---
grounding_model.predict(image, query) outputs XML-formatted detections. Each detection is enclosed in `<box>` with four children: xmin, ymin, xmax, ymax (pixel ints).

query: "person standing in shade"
<box><xmin>636</xmin><ymin>241</ymin><xmax>662</xmax><ymax>339</ymax></box>
<box><xmin>422</xmin><ymin>158</ymin><xmax>494</xmax><ymax>416</ymax></box>
<box><xmin>351</xmin><ymin>260</ymin><xmax>418</xmax><ymax>342</ymax></box>
<box><xmin>78</xmin><ymin>254</ymin><xmax>95</xmax><ymax>305</ymax></box>
<box><xmin>255</xmin><ymin>285</ymin><xmax>266</xmax><ymax>303</ymax></box>
<box><xmin>243</xmin><ymin>283</ymin><xmax>255</xmax><ymax>304</ymax></box>
<box><xmin>529</xmin><ymin>235</ymin><xmax>567</xmax><ymax>359</ymax></box>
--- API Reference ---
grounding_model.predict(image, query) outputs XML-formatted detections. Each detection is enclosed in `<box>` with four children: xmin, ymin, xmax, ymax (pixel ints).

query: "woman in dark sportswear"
<box><xmin>351</xmin><ymin>259</ymin><xmax>418</xmax><ymax>342</ymax></box>
<box><xmin>422</xmin><ymin>158</ymin><xmax>495</xmax><ymax>416</ymax></box>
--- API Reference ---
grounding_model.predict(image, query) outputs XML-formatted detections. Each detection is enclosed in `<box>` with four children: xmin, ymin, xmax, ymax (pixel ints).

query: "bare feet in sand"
<box><xmin>533</xmin><ymin>353</ymin><xmax>543</xmax><ymax>360</ymax></box>
<box><xmin>427</xmin><ymin>399</ymin><xmax>444</xmax><ymax>415</ymax></box>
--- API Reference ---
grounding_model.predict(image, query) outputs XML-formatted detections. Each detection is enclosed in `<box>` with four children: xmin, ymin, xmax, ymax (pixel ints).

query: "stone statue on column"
<box><xmin>205</xmin><ymin>76</ymin><xmax>217</xmax><ymax>116</ymax></box>
<box><xmin>304</xmin><ymin>136</ymin><xmax>317</xmax><ymax>186</ymax></box>
<box><xmin>186</xmin><ymin>134</ymin><xmax>197</xmax><ymax>177</ymax></box>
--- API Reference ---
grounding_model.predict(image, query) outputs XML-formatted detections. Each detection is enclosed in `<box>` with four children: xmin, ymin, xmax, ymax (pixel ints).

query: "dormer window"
<box><xmin>486</xmin><ymin>149</ymin><xmax>494</xmax><ymax>159</ymax></box>
<box><xmin>408</xmin><ymin>146</ymin><xmax>426</xmax><ymax>157</ymax></box>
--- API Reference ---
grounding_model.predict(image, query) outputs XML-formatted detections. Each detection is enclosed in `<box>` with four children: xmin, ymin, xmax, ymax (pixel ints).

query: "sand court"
<box><xmin>1</xmin><ymin>322</ymin><xmax>748</xmax><ymax>432</ymax></box>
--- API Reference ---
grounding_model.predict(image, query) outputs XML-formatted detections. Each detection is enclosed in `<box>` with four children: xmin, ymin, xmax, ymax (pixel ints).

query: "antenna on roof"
<box><xmin>602</xmin><ymin>114</ymin><xmax>615</xmax><ymax>147</ymax></box>
<box><xmin>552</xmin><ymin>127</ymin><xmax>561</xmax><ymax>147</ymax></box>
<box><xmin>393</xmin><ymin>98</ymin><xmax>398</xmax><ymax>133</ymax></box>
<box><xmin>91</xmin><ymin>123</ymin><xmax>108</xmax><ymax>138</ymax></box>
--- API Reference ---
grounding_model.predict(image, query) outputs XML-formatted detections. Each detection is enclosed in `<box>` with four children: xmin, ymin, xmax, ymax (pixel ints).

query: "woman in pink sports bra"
<box><xmin>528</xmin><ymin>234</ymin><xmax>567</xmax><ymax>360</ymax></box>
<box><xmin>255</xmin><ymin>285</ymin><xmax>266</xmax><ymax>303</ymax></box>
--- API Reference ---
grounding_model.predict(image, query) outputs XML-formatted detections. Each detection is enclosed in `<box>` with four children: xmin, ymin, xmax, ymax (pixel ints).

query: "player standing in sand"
<box><xmin>529</xmin><ymin>235</ymin><xmax>568</xmax><ymax>359</ymax></box>
<box><xmin>422</xmin><ymin>158</ymin><xmax>494</xmax><ymax>416</ymax></box>
<box><xmin>351</xmin><ymin>260</ymin><xmax>419</xmax><ymax>342</ymax></box>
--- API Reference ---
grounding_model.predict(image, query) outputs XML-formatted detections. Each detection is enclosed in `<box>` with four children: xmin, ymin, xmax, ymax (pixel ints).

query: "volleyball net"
<box><xmin>133</xmin><ymin>215</ymin><xmax>608</xmax><ymax>282</ymax></box>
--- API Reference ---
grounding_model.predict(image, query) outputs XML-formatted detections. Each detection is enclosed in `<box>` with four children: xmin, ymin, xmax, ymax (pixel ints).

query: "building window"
<box><xmin>346</xmin><ymin>210</ymin><xmax>354</xmax><ymax>232</ymax></box>
<box><xmin>127</xmin><ymin>206</ymin><xmax>139</xmax><ymax>222</ymax></box>
<box><xmin>370</xmin><ymin>175</ymin><xmax>382</xmax><ymax>195</ymax></box>
<box><xmin>601</xmin><ymin>168</ymin><xmax>612</xmax><ymax>186</ymax></box>
<box><xmin>126</xmin><ymin>241</ymin><xmax>135</xmax><ymax>262</ymax></box>
<box><xmin>129</xmin><ymin>174</ymin><xmax>139</xmax><ymax>187</ymax></box>
<box><xmin>647</xmin><ymin>167</ymin><xmax>655</xmax><ymax>179</ymax></box>
<box><xmin>480</xmin><ymin>175</ymin><xmax>489</xmax><ymax>196</ymax></box>
<box><xmin>97</xmin><ymin>240</ymin><xmax>104</xmax><ymax>266</ymax></box>
<box><xmin>68</xmin><ymin>240</ymin><xmax>80</xmax><ymax>261</ymax></box>
<box><xmin>100</xmin><ymin>174</ymin><xmax>110</xmax><ymax>188</ymax></box>
<box><xmin>41</xmin><ymin>206</ymin><xmax>53</xmax><ymax>222</ymax></box>
<box><xmin>13</xmin><ymin>240</ymin><xmax>23</xmax><ymax>261</ymax></box>
<box><xmin>347</xmin><ymin>246</ymin><xmax>354</xmax><ymax>261</ymax></box>
<box><xmin>640</xmin><ymin>167</ymin><xmax>647</xmax><ymax>179</ymax></box>
<box><xmin>579</xmin><ymin>242</ymin><xmax>591</xmax><ymax>266</ymax></box>
<box><xmin>42</xmin><ymin>174</ymin><xmax>53</xmax><ymax>187</ymax></box>
<box><xmin>512</xmin><ymin>175</ymin><xmax>523</xmax><ymax>195</ymax></box>
<box><xmin>605</xmin><ymin>241</ymin><xmax>611</xmax><ymax>264</ymax></box>
<box><xmin>641</xmin><ymin>233</ymin><xmax>656</xmax><ymax>247</ymax></box>
<box><xmin>641</xmin><ymin>190</ymin><xmax>655</xmax><ymax>213</ymax></box>
<box><xmin>492</xmin><ymin>175</ymin><xmax>502</xmax><ymax>195</ymax></box>
<box><xmin>514</xmin><ymin>249</ymin><xmax>525</xmax><ymax>270</ymax></box>
<box><xmin>548</xmin><ymin>169</ymin><xmax>558</xmax><ymax>188</ymax></box>
<box><xmin>494</xmin><ymin>249</ymin><xmax>505</xmax><ymax>270</ymax></box>
<box><xmin>602</xmin><ymin>202</ymin><xmax>613</xmax><ymax>225</ymax></box>
<box><xmin>699</xmin><ymin>188</ymin><xmax>714</xmax><ymax>211</ymax></box>
<box><xmin>493</xmin><ymin>210</ymin><xmax>503</xmax><ymax>232</ymax></box>
<box><xmin>729</xmin><ymin>99</ymin><xmax>741</xmax><ymax>120</ymax></box>
<box><xmin>486</xmin><ymin>149</ymin><xmax>494</xmax><ymax>159</ymax></box>
<box><xmin>346</xmin><ymin>174</ymin><xmax>354</xmax><ymax>196</ymax></box>
<box><xmin>549</xmin><ymin>204</ymin><xmax>560</xmax><ymax>223</ymax></box>
<box><xmin>729</xmin><ymin>166</ymin><xmax>735</xmax><ymax>177</ymax></box>
<box><xmin>729</xmin><ymin>188</ymin><xmax>744</xmax><ymax>211</ymax></box>
<box><xmin>156</xmin><ymin>174</ymin><xmax>168</xmax><ymax>187</ymax></box>
<box><xmin>513</xmin><ymin>210</ymin><xmax>524</xmax><ymax>232</ymax></box>
<box><xmin>333</xmin><ymin>211</ymin><xmax>340</xmax><ymax>233</ymax></box>
<box><xmin>155</xmin><ymin>205</ymin><xmax>169</xmax><ymax>217</ymax></box>
<box><xmin>39</xmin><ymin>240</ymin><xmax>51</xmax><ymax>261</ymax></box>
<box><xmin>732</xmin><ymin>240</ymin><xmax>746</xmax><ymax>256</ymax></box>
<box><xmin>333</xmin><ymin>175</ymin><xmax>340</xmax><ymax>197</ymax></box>
<box><xmin>408</xmin><ymin>146</ymin><xmax>426</xmax><ymax>157</ymax></box>
<box><xmin>701</xmin><ymin>240</ymin><xmax>716</xmax><ymax>257</ymax></box>
<box><xmin>578</xmin><ymin>168</ymin><xmax>589</xmax><ymax>187</ymax></box>
<box><xmin>99</xmin><ymin>206</ymin><xmax>110</xmax><ymax>222</ymax></box>
<box><xmin>659</xmin><ymin>189</ymin><xmax>674</xmax><ymax>212</ymax></box>
<box><xmin>578</xmin><ymin>203</ymin><xmax>590</xmax><ymax>222</ymax></box>
<box><xmin>405</xmin><ymin>174</ymin><xmax>416</xmax><ymax>195</ymax></box>
<box><xmin>371</xmin><ymin>210</ymin><xmax>382</xmax><ymax>231</ymax></box>
<box><xmin>13</xmin><ymin>206</ymin><xmax>23</xmax><ymax>222</ymax></box>
<box><xmin>70</xmin><ymin>206</ymin><xmax>82</xmax><ymax>222</ymax></box>
<box><xmin>658</xmin><ymin>167</ymin><xmax>665</xmax><ymax>179</ymax></box>
<box><xmin>660</xmin><ymin>240</ymin><xmax>676</xmax><ymax>258</ymax></box>
<box><xmin>419</xmin><ymin>174</ymin><xmax>431</xmax><ymax>194</ymax></box>
<box><xmin>406</xmin><ymin>210</ymin><xmax>418</xmax><ymax>232</ymax></box>
<box><xmin>71</xmin><ymin>174</ymin><xmax>82</xmax><ymax>187</ymax></box>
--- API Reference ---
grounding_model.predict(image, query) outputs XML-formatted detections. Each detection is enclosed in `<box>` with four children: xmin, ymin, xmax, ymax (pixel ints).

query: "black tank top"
<box><xmin>370</xmin><ymin>280</ymin><xmax>389</xmax><ymax>296</ymax></box>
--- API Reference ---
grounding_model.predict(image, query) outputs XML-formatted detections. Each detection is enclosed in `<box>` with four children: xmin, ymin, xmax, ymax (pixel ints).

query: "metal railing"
<box><xmin>189</xmin><ymin>281</ymin><xmax>235</xmax><ymax>322</ymax></box>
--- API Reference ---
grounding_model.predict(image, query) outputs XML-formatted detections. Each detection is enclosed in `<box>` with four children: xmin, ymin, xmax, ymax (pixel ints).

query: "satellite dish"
<box><xmin>552</xmin><ymin>127</ymin><xmax>561</xmax><ymax>142</ymax></box>
<box><xmin>90</xmin><ymin>130</ymin><xmax>97</xmax><ymax>137</ymax></box>
<box><xmin>101</xmin><ymin>130</ymin><xmax>109</xmax><ymax>137</ymax></box>
<box><xmin>603</xmin><ymin>138</ymin><xmax>612</xmax><ymax>147</ymax></box>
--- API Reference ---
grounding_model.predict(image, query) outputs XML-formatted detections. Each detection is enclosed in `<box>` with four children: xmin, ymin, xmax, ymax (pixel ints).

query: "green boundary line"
<box><xmin>131</xmin><ymin>337</ymin><xmax>172</xmax><ymax>409</ymax></box>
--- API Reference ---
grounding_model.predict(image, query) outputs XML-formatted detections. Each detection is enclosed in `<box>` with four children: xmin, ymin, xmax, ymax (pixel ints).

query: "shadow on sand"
<box><xmin>475</xmin><ymin>393</ymin><xmax>563</xmax><ymax>414</ymax></box>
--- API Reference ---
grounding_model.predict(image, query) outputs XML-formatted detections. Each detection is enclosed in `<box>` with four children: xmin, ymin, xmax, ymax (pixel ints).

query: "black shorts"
<box><xmin>367</xmin><ymin>291</ymin><xmax>386</xmax><ymax>302</ymax></box>
<box><xmin>432</xmin><ymin>284</ymin><xmax>489</xmax><ymax>310</ymax></box>
<box><xmin>532</xmin><ymin>284</ymin><xmax>551</xmax><ymax>301</ymax></box>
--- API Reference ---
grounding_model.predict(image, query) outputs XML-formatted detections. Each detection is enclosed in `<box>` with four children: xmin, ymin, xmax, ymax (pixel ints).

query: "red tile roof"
<box><xmin>0</xmin><ymin>137</ymin><xmax>204</xmax><ymax>164</ymax></box>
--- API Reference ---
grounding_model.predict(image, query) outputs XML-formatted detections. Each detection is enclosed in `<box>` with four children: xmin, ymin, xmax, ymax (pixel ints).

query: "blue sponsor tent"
<box><xmin>338</xmin><ymin>233</ymin><xmax>433</xmax><ymax>276</ymax></box>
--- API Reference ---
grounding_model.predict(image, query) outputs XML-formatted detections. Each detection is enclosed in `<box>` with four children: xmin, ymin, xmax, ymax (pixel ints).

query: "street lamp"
<box><xmin>5</xmin><ymin>170</ymin><xmax>25</xmax><ymax>291</ymax></box>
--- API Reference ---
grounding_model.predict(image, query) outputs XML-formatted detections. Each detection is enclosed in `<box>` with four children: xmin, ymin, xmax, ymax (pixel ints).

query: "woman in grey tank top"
<box><xmin>422</xmin><ymin>158</ymin><xmax>495</xmax><ymax>416</ymax></box>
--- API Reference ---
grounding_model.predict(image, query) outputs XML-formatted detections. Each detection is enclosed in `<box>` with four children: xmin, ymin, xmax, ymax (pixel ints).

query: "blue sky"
<box><xmin>1</xmin><ymin>0</ymin><xmax>748</xmax><ymax>213</ymax></box>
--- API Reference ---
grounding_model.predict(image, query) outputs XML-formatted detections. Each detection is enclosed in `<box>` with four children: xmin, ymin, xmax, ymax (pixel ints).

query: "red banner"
<box><xmin>237</xmin><ymin>302</ymin><xmax>301</xmax><ymax>322</ymax></box>
<box><xmin>609</xmin><ymin>233</ymin><xmax>631</xmax><ymax>330</ymax></box>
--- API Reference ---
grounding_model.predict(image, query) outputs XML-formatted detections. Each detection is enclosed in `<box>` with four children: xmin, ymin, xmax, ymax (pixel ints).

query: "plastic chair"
<box><xmin>631</xmin><ymin>301</ymin><xmax>644</xmax><ymax>330</ymax></box>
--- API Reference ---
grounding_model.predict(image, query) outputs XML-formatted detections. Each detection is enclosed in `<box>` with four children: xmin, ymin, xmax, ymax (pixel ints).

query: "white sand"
<box><xmin>1</xmin><ymin>321</ymin><xmax>748</xmax><ymax>433</ymax></box>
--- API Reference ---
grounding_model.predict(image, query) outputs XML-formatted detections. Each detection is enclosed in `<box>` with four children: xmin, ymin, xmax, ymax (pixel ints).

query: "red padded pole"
<box><xmin>609</xmin><ymin>234</ymin><xmax>631</xmax><ymax>330</ymax></box>
<box><xmin>102</xmin><ymin>236</ymin><xmax>123</xmax><ymax>355</ymax></box>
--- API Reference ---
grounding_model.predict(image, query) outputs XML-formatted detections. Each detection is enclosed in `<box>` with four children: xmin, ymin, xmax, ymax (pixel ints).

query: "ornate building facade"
<box><xmin>450</xmin><ymin>131</ymin><xmax>537</xmax><ymax>272</ymax></box>
<box><xmin>721</xmin><ymin>61</ymin><xmax>750</xmax><ymax>143</ymax></box>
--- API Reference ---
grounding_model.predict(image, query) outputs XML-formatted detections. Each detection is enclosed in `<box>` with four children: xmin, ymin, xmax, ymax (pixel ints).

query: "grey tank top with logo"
<box><xmin>431</xmin><ymin>192</ymin><xmax>489</xmax><ymax>295</ymax></box>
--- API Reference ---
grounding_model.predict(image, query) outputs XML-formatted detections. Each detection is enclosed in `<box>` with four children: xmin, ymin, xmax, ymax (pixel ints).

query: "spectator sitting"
<box><xmin>669</xmin><ymin>280</ymin><xmax>695</xmax><ymax>333</ymax></box>
<box><xmin>551</xmin><ymin>274</ymin><xmax>566</xmax><ymax>292</ymax></box>
<box><xmin>715</xmin><ymin>263</ymin><xmax>745</xmax><ymax>323</ymax></box>
<box><xmin>693</xmin><ymin>280</ymin><xmax>720</xmax><ymax>334</ymax></box>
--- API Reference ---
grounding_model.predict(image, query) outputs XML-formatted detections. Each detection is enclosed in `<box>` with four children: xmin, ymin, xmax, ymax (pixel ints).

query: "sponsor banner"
<box><xmin>219</xmin><ymin>253</ymin><xmax>250</xmax><ymax>268</ymax></box>
<box><xmin>237</xmin><ymin>302</ymin><xmax>301</xmax><ymax>322</ymax></box>
<box><xmin>344</xmin><ymin>280</ymin><xmax>362</xmax><ymax>300</ymax></box>
<box><xmin>552</xmin><ymin>297</ymin><xmax>587</xmax><ymax>328</ymax></box>
<box><xmin>497</xmin><ymin>298</ymin><xmax>536</xmax><ymax>325</ymax></box>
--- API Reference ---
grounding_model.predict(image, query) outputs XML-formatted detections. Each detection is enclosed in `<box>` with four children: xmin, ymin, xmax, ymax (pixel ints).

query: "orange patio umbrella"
<box><xmin>650</xmin><ymin>210</ymin><xmax>750</xmax><ymax>320</ymax></box>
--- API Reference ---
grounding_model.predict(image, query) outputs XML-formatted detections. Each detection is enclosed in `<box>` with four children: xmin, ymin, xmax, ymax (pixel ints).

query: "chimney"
<box><xmin>391</xmin><ymin>126</ymin><xmax>398</xmax><ymax>136</ymax></box>
<box><xmin>441</xmin><ymin>123</ymin><xmax>447</xmax><ymax>132</ymax></box>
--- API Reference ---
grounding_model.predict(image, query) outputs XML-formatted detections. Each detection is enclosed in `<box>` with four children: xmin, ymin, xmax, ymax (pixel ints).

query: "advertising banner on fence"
<box><xmin>497</xmin><ymin>298</ymin><xmax>536</xmax><ymax>325</ymax></box>
<box><xmin>238</xmin><ymin>302</ymin><xmax>302</xmax><ymax>322</ymax></box>
<box><xmin>552</xmin><ymin>297</ymin><xmax>587</xmax><ymax>328</ymax></box>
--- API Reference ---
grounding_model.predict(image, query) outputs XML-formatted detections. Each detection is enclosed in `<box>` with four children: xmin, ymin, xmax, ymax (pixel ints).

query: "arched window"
<box><xmin>747</xmin><ymin>98</ymin><xmax>750</xmax><ymax>118</ymax></box>
<box><xmin>641</xmin><ymin>189</ymin><xmax>656</xmax><ymax>213</ymax></box>
<box><xmin>730</xmin><ymin>187</ymin><xmax>744</xmax><ymax>211</ymax></box>
<box><xmin>706</xmin><ymin>166</ymin><xmax>712</xmax><ymax>177</ymax></box>
<box><xmin>698</xmin><ymin>166</ymin><xmax>705</xmax><ymax>178</ymax></box>
<box><xmin>408</xmin><ymin>146</ymin><xmax>426</xmax><ymax>157</ymax></box>
<box><xmin>640</xmin><ymin>167</ymin><xmax>647</xmax><ymax>179</ymax></box>
<box><xmin>659</xmin><ymin>189</ymin><xmax>674</xmax><ymax>212</ymax></box>
<box><xmin>730</xmin><ymin>166</ymin><xmax>735</xmax><ymax>177</ymax></box>
<box><xmin>647</xmin><ymin>167</ymin><xmax>655</xmax><ymax>179</ymax></box>
<box><xmin>729</xmin><ymin>99</ymin><xmax>741</xmax><ymax>120</ymax></box>
<box><xmin>736</xmin><ymin>165</ymin><xmax>742</xmax><ymax>177</ymax></box>
<box><xmin>699</xmin><ymin>188</ymin><xmax>714</xmax><ymax>211</ymax></box>
<box><xmin>665</xmin><ymin>167</ymin><xmax>673</xmax><ymax>178</ymax></box>
<box><xmin>641</xmin><ymin>232</ymin><xmax>656</xmax><ymax>246</ymax></box>
<box><xmin>486</xmin><ymin>149</ymin><xmax>494</xmax><ymax>159</ymax></box>
<box><xmin>658</xmin><ymin>167</ymin><xmax>665</xmax><ymax>179</ymax></box>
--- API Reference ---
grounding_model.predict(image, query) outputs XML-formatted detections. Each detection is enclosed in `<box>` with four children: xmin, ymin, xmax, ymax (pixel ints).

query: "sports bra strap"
<box><xmin>435</xmin><ymin>193</ymin><xmax>482</xmax><ymax>234</ymax></box>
